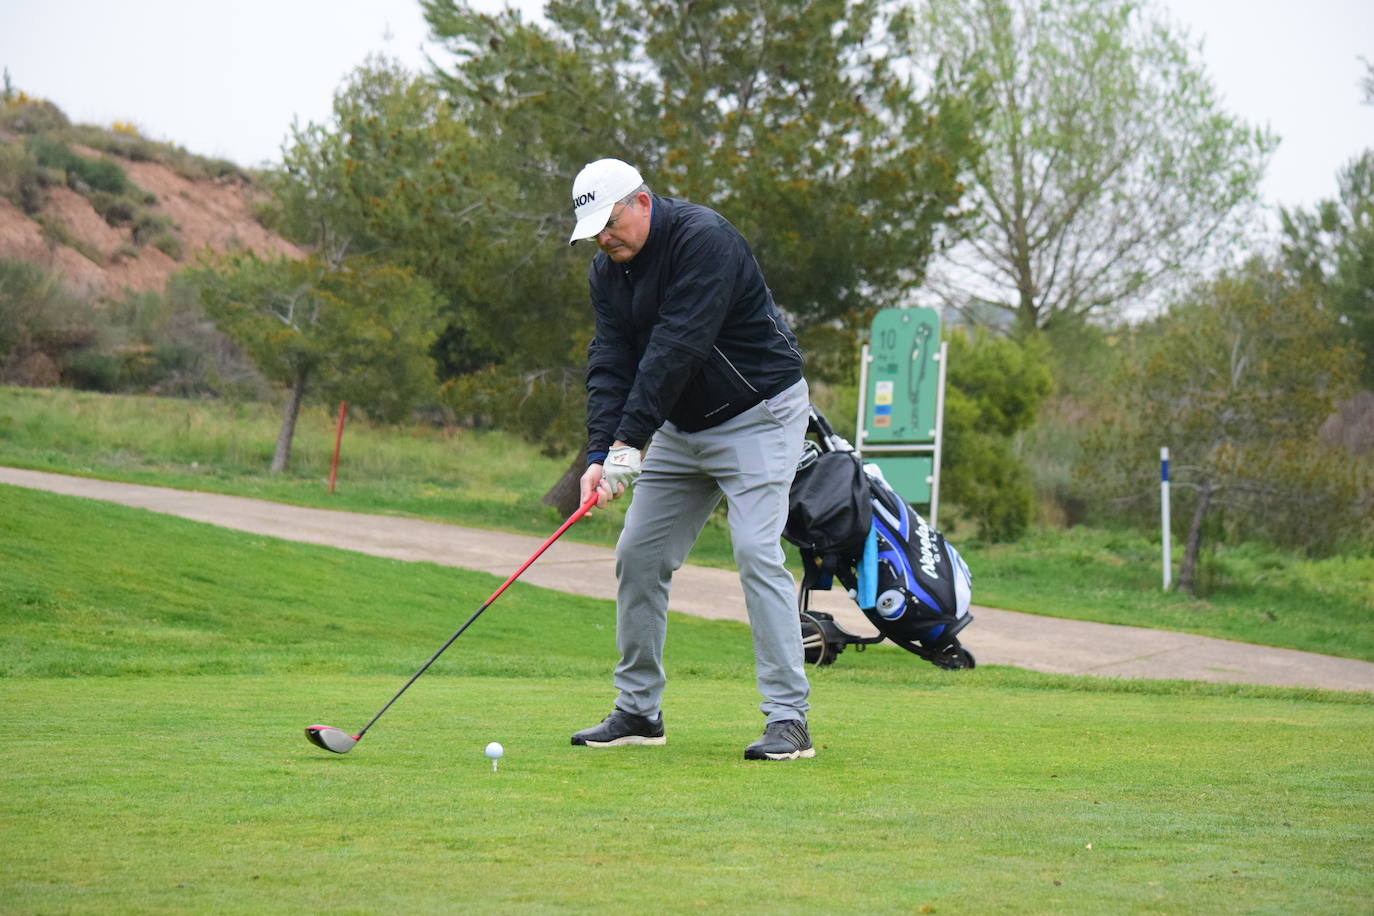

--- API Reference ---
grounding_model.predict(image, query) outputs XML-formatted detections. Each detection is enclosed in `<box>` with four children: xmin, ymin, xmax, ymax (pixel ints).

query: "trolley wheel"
<box><xmin>932</xmin><ymin>645</ymin><xmax>976</xmax><ymax>670</ymax></box>
<box><xmin>799</xmin><ymin>612</ymin><xmax>830</xmax><ymax>666</ymax></box>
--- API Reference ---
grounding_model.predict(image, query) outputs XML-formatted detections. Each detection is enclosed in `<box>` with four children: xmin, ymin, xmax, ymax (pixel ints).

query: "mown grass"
<box><xmin>0</xmin><ymin>384</ymin><xmax>713</xmax><ymax>558</ymax></box>
<box><xmin>2</xmin><ymin>485</ymin><xmax>1371</xmax><ymax>913</ymax></box>
<box><xmin>2</xmin><ymin>385</ymin><xmax>1372</xmax><ymax>660</ymax></box>
<box><xmin>972</xmin><ymin>527</ymin><xmax>1374</xmax><ymax>662</ymax></box>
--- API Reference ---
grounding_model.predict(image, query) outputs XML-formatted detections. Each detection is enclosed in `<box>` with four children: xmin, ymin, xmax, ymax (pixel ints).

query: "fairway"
<box><xmin>3</xmin><ymin>485</ymin><xmax>1373</xmax><ymax>913</ymax></box>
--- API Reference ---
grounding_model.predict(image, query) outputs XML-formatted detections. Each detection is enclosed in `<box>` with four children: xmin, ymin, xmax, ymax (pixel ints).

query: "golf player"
<box><xmin>566</xmin><ymin>158</ymin><xmax>815</xmax><ymax>760</ymax></box>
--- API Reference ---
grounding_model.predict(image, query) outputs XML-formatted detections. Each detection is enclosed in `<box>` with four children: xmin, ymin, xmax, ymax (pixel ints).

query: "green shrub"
<box><xmin>26</xmin><ymin>136</ymin><xmax>132</xmax><ymax>195</ymax></box>
<box><xmin>88</xmin><ymin>190</ymin><xmax>139</xmax><ymax>226</ymax></box>
<box><xmin>150</xmin><ymin>231</ymin><xmax>183</xmax><ymax>261</ymax></box>
<box><xmin>442</xmin><ymin>365</ymin><xmax>583</xmax><ymax>457</ymax></box>
<box><xmin>0</xmin><ymin>259</ymin><xmax>63</xmax><ymax>363</ymax></box>
<box><xmin>0</xmin><ymin>140</ymin><xmax>45</xmax><ymax>213</ymax></box>
<box><xmin>33</xmin><ymin>215</ymin><xmax>103</xmax><ymax>264</ymax></box>
<box><xmin>60</xmin><ymin>350</ymin><xmax>121</xmax><ymax>391</ymax></box>
<box><xmin>70</xmin><ymin>156</ymin><xmax>128</xmax><ymax>194</ymax></box>
<box><xmin>941</xmin><ymin>327</ymin><xmax>1053</xmax><ymax>541</ymax></box>
<box><xmin>79</xmin><ymin>127</ymin><xmax>160</xmax><ymax>163</ymax></box>
<box><xmin>132</xmin><ymin>210</ymin><xmax>175</xmax><ymax>245</ymax></box>
<box><xmin>67</xmin><ymin>123</ymin><xmax>249</xmax><ymax>183</ymax></box>
<box><xmin>0</xmin><ymin>97</ymin><xmax>69</xmax><ymax>134</ymax></box>
<box><xmin>16</xmin><ymin>172</ymin><xmax>44</xmax><ymax>213</ymax></box>
<box><xmin>0</xmin><ymin>259</ymin><xmax>106</xmax><ymax>386</ymax></box>
<box><xmin>200</xmin><ymin>158</ymin><xmax>247</xmax><ymax>181</ymax></box>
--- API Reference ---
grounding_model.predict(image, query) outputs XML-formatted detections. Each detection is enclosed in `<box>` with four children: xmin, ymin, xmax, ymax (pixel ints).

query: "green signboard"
<box><xmin>861</xmin><ymin>307</ymin><xmax>942</xmax><ymax>507</ymax></box>
<box><xmin>863</xmin><ymin>307</ymin><xmax>941</xmax><ymax>444</ymax></box>
<box><xmin>869</xmin><ymin>455</ymin><xmax>933</xmax><ymax>505</ymax></box>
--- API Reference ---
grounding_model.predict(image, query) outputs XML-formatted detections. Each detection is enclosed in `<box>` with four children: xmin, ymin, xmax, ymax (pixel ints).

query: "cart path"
<box><xmin>5</xmin><ymin>465</ymin><xmax>1373</xmax><ymax>695</ymax></box>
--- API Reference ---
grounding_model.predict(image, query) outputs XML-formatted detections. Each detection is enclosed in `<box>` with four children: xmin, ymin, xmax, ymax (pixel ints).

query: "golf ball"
<box><xmin>484</xmin><ymin>741</ymin><xmax>504</xmax><ymax>759</ymax></box>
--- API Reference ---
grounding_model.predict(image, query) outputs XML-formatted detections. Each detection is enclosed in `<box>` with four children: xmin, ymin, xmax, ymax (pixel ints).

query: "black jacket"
<box><xmin>585</xmin><ymin>195</ymin><xmax>804</xmax><ymax>458</ymax></box>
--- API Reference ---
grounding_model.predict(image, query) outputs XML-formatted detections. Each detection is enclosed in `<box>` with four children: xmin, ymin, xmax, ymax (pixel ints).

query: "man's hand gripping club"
<box><xmin>580</xmin><ymin>442</ymin><xmax>643</xmax><ymax>509</ymax></box>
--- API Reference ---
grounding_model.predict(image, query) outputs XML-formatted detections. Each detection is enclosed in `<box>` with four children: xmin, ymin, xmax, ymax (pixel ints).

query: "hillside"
<box><xmin>0</xmin><ymin>97</ymin><xmax>300</xmax><ymax>300</ymax></box>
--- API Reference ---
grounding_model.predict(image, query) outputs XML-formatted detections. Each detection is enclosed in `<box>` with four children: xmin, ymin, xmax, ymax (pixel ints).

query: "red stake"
<box><xmin>328</xmin><ymin>401</ymin><xmax>348</xmax><ymax>493</ymax></box>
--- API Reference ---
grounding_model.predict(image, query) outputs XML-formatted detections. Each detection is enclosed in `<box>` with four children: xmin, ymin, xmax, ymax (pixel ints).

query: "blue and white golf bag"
<box><xmin>856</xmin><ymin>464</ymin><xmax>973</xmax><ymax>657</ymax></box>
<box><xmin>784</xmin><ymin>406</ymin><xmax>975</xmax><ymax>669</ymax></box>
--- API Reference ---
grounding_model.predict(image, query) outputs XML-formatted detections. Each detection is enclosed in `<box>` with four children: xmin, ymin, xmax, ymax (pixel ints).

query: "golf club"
<box><xmin>306</xmin><ymin>490</ymin><xmax>601</xmax><ymax>754</ymax></box>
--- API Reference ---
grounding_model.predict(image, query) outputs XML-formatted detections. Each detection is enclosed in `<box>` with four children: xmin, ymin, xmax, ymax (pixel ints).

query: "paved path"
<box><xmin>5</xmin><ymin>465</ymin><xmax>1373</xmax><ymax>694</ymax></box>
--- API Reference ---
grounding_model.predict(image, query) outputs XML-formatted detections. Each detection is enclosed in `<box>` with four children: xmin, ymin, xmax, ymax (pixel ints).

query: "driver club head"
<box><xmin>305</xmin><ymin>724</ymin><xmax>359</xmax><ymax>754</ymax></box>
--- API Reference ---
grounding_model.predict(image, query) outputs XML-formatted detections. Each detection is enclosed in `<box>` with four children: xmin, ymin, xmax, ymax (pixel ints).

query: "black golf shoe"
<box><xmin>571</xmin><ymin>709</ymin><xmax>666</xmax><ymax>747</ymax></box>
<box><xmin>744</xmin><ymin>719</ymin><xmax>815</xmax><ymax>760</ymax></box>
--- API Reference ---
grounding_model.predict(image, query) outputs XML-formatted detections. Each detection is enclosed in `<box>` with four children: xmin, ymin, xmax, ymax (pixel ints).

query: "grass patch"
<box><xmin>1</xmin><ymin>386</ymin><xmax>1371</xmax><ymax>659</ymax></box>
<box><xmin>972</xmin><ymin>527</ymin><xmax>1374</xmax><ymax>662</ymax></box>
<box><xmin>0</xmin><ymin>484</ymin><xmax>626</xmax><ymax>680</ymax></box>
<box><xmin>26</xmin><ymin>134</ymin><xmax>133</xmax><ymax>194</ymax></box>
<box><xmin>0</xmin><ymin>385</ymin><xmax>734</xmax><ymax>563</ymax></box>
<box><xmin>33</xmin><ymin>213</ymin><xmax>103</xmax><ymax>264</ymax></box>
<box><xmin>6</xmin><ymin>675</ymin><xmax>1373</xmax><ymax>913</ymax></box>
<box><xmin>1</xmin><ymin>487</ymin><xmax>1371</xmax><ymax>912</ymax></box>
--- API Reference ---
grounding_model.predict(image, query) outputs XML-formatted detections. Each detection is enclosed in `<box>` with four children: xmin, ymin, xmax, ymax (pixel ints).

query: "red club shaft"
<box><xmin>352</xmin><ymin>492</ymin><xmax>600</xmax><ymax>742</ymax></box>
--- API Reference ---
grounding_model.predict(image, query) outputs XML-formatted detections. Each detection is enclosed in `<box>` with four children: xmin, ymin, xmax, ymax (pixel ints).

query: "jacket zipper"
<box><xmin>713</xmin><ymin>346</ymin><xmax>759</xmax><ymax>394</ymax></box>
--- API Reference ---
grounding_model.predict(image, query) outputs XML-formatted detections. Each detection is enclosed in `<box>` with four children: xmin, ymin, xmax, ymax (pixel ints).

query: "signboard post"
<box><xmin>855</xmin><ymin>307</ymin><xmax>946</xmax><ymax>526</ymax></box>
<box><xmin>1161</xmin><ymin>446</ymin><xmax>1172</xmax><ymax>590</ymax></box>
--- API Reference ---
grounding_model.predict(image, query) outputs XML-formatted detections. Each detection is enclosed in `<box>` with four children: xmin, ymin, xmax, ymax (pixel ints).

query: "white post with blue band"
<box><xmin>1161</xmin><ymin>446</ymin><xmax>1171</xmax><ymax>590</ymax></box>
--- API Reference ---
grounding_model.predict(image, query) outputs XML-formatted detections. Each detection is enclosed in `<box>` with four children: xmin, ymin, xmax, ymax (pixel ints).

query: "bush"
<box><xmin>0</xmin><ymin>140</ymin><xmax>44</xmax><ymax>213</ymax></box>
<box><xmin>34</xmin><ymin>215</ymin><xmax>103</xmax><ymax>264</ymax></box>
<box><xmin>150</xmin><ymin>231</ymin><xmax>184</xmax><ymax>261</ymax></box>
<box><xmin>132</xmin><ymin>210</ymin><xmax>176</xmax><ymax>245</ymax></box>
<box><xmin>61</xmin><ymin>350</ymin><xmax>121</xmax><ymax>391</ymax></box>
<box><xmin>69</xmin><ymin>125</ymin><xmax>161</xmax><ymax>165</ymax></box>
<box><xmin>0</xmin><ymin>258</ymin><xmax>104</xmax><ymax>385</ymax></box>
<box><xmin>0</xmin><ymin>259</ymin><xmax>62</xmax><ymax>364</ymax></box>
<box><xmin>442</xmin><ymin>365</ymin><xmax>584</xmax><ymax>457</ymax></box>
<box><xmin>940</xmin><ymin>327</ymin><xmax>1053</xmax><ymax>541</ymax></box>
<box><xmin>111</xmin><ymin>242</ymin><xmax>140</xmax><ymax>264</ymax></box>
<box><xmin>0</xmin><ymin>97</ymin><xmax>69</xmax><ymax>134</ymax></box>
<box><xmin>71</xmin><ymin>156</ymin><xmax>129</xmax><ymax>195</ymax></box>
<box><xmin>88</xmin><ymin>190</ymin><xmax>139</xmax><ymax>226</ymax></box>
<box><xmin>15</xmin><ymin>169</ymin><xmax>44</xmax><ymax>214</ymax></box>
<box><xmin>1014</xmin><ymin>320</ymin><xmax>1125</xmax><ymax>527</ymax></box>
<box><xmin>112</xmin><ymin>276</ymin><xmax>270</xmax><ymax>399</ymax></box>
<box><xmin>0</xmin><ymin>260</ymin><xmax>268</xmax><ymax>399</ymax></box>
<box><xmin>26</xmin><ymin>136</ymin><xmax>132</xmax><ymax>195</ymax></box>
<box><xmin>200</xmin><ymin>158</ymin><xmax>247</xmax><ymax>181</ymax></box>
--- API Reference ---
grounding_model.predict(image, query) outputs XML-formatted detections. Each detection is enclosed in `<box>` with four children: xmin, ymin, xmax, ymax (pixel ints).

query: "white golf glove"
<box><xmin>602</xmin><ymin>444</ymin><xmax>643</xmax><ymax>494</ymax></box>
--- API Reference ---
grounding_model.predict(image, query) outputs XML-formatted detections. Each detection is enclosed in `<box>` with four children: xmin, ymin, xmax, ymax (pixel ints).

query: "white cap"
<box><xmin>569</xmin><ymin>158</ymin><xmax>644</xmax><ymax>244</ymax></box>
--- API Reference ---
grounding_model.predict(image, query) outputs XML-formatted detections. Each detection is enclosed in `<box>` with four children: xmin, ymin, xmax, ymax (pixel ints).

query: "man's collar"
<box><xmin>627</xmin><ymin>195</ymin><xmax>669</xmax><ymax>273</ymax></box>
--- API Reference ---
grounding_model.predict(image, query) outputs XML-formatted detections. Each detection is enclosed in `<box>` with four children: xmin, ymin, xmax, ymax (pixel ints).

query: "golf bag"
<box><xmin>783</xmin><ymin>406</ymin><xmax>975</xmax><ymax>669</ymax></box>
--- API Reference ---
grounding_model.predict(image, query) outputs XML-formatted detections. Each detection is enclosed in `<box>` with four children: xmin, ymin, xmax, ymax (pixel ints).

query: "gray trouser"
<box><xmin>613</xmin><ymin>377</ymin><xmax>811</xmax><ymax>723</ymax></box>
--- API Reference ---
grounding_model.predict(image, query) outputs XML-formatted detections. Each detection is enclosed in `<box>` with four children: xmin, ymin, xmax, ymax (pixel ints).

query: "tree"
<box><xmin>422</xmin><ymin>0</ymin><xmax>980</xmax><ymax>335</ymax></box>
<box><xmin>1281</xmin><ymin>151</ymin><xmax>1374</xmax><ymax>388</ymax></box>
<box><xmin>195</xmin><ymin>252</ymin><xmax>444</xmax><ymax>471</ymax></box>
<box><xmin>941</xmin><ymin>326</ymin><xmax>1051</xmax><ymax>540</ymax></box>
<box><xmin>265</xmin><ymin>55</ymin><xmax>597</xmax><ymax>500</ymax></box>
<box><xmin>911</xmin><ymin>0</ymin><xmax>1275</xmax><ymax>330</ymax></box>
<box><xmin>267</xmin><ymin>57</ymin><xmax>593</xmax><ymax>381</ymax></box>
<box><xmin>1279</xmin><ymin>60</ymin><xmax>1373</xmax><ymax>387</ymax></box>
<box><xmin>423</xmin><ymin>0</ymin><xmax>981</xmax><ymax>511</ymax></box>
<box><xmin>1080</xmin><ymin>259</ymin><xmax>1363</xmax><ymax>593</ymax></box>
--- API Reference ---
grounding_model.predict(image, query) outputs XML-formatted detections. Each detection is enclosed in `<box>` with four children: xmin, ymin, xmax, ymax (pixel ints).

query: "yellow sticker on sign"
<box><xmin>875</xmin><ymin>380</ymin><xmax>894</xmax><ymax>405</ymax></box>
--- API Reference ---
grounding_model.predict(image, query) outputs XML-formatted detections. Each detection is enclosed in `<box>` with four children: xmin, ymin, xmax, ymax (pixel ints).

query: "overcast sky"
<box><xmin>2</xmin><ymin>0</ymin><xmax>1370</xmax><ymax>217</ymax></box>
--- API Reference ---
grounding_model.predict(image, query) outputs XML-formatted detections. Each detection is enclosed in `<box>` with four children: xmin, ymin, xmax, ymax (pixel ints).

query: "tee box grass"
<box><xmin>2</xmin><ymin>485</ymin><xmax>1372</xmax><ymax>913</ymax></box>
